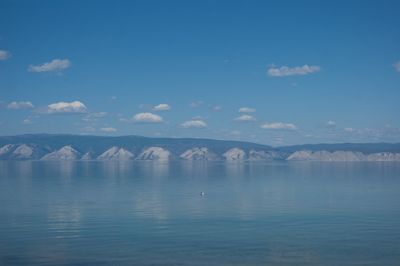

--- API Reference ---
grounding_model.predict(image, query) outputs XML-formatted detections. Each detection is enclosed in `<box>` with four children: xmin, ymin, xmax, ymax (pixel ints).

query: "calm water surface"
<box><xmin>1</xmin><ymin>161</ymin><xmax>400</xmax><ymax>265</ymax></box>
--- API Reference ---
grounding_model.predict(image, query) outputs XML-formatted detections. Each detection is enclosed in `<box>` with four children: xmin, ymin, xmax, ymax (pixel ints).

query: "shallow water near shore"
<box><xmin>1</xmin><ymin>161</ymin><xmax>400</xmax><ymax>265</ymax></box>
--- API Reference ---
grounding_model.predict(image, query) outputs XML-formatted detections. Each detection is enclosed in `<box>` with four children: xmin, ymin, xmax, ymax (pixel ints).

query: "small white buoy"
<box><xmin>200</xmin><ymin>192</ymin><xmax>205</xmax><ymax>196</ymax></box>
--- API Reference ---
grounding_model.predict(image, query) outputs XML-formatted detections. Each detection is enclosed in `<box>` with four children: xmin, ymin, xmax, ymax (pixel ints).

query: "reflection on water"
<box><xmin>1</xmin><ymin>161</ymin><xmax>400</xmax><ymax>265</ymax></box>
<box><xmin>47</xmin><ymin>204</ymin><xmax>82</xmax><ymax>238</ymax></box>
<box><xmin>140</xmin><ymin>161</ymin><xmax>170</xmax><ymax>178</ymax></box>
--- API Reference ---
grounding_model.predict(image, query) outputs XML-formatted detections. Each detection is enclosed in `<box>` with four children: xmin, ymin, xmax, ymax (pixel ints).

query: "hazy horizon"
<box><xmin>2</xmin><ymin>132</ymin><xmax>400</xmax><ymax>148</ymax></box>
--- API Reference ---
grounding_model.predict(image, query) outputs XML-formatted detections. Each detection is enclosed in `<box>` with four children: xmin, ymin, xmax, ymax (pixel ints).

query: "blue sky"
<box><xmin>0</xmin><ymin>0</ymin><xmax>399</xmax><ymax>145</ymax></box>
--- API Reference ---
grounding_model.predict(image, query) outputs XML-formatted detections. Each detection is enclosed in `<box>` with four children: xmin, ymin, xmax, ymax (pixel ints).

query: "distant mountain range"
<box><xmin>1</xmin><ymin>134</ymin><xmax>400</xmax><ymax>161</ymax></box>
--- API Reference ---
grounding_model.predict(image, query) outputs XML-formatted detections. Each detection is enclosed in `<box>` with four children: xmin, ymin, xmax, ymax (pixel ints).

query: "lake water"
<box><xmin>1</xmin><ymin>161</ymin><xmax>400</xmax><ymax>265</ymax></box>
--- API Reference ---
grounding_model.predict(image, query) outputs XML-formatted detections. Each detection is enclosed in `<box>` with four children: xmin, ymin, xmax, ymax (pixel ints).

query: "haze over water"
<box><xmin>1</xmin><ymin>161</ymin><xmax>400</xmax><ymax>265</ymax></box>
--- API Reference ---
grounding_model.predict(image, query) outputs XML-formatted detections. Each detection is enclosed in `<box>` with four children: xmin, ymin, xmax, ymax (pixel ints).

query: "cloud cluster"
<box><xmin>189</xmin><ymin>101</ymin><xmax>202</xmax><ymax>108</ymax></box>
<box><xmin>46</xmin><ymin>101</ymin><xmax>87</xmax><ymax>114</ymax></box>
<box><xmin>239</xmin><ymin>107</ymin><xmax>256</xmax><ymax>113</ymax></box>
<box><xmin>82</xmin><ymin>112</ymin><xmax>107</xmax><ymax>121</ymax></box>
<box><xmin>22</xmin><ymin>118</ymin><xmax>32</xmax><ymax>125</ymax></box>
<box><xmin>7</xmin><ymin>101</ymin><xmax>34</xmax><ymax>110</ymax></box>
<box><xmin>133</xmin><ymin>112</ymin><xmax>163</xmax><ymax>123</ymax></box>
<box><xmin>344</xmin><ymin>127</ymin><xmax>355</xmax><ymax>133</ymax></box>
<box><xmin>100</xmin><ymin>127</ymin><xmax>117</xmax><ymax>133</ymax></box>
<box><xmin>28</xmin><ymin>59</ymin><xmax>71</xmax><ymax>73</ymax></box>
<box><xmin>212</xmin><ymin>105</ymin><xmax>222</xmax><ymax>111</ymax></box>
<box><xmin>267</xmin><ymin>65</ymin><xmax>320</xmax><ymax>77</ymax></box>
<box><xmin>326</xmin><ymin>120</ymin><xmax>336</xmax><ymax>128</ymax></box>
<box><xmin>153</xmin><ymin>103</ymin><xmax>171</xmax><ymax>111</ymax></box>
<box><xmin>332</xmin><ymin>126</ymin><xmax>400</xmax><ymax>142</ymax></box>
<box><xmin>181</xmin><ymin>119</ymin><xmax>207</xmax><ymax>128</ymax></box>
<box><xmin>0</xmin><ymin>50</ymin><xmax>11</xmax><ymax>60</ymax></box>
<box><xmin>261</xmin><ymin>122</ymin><xmax>297</xmax><ymax>130</ymax></box>
<box><xmin>82</xmin><ymin>126</ymin><xmax>95</xmax><ymax>132</ymax></box>
<box><xmin>235</xmin><ymin>114</ymin><xmax>256</xmax><ymax>122</ymax></box>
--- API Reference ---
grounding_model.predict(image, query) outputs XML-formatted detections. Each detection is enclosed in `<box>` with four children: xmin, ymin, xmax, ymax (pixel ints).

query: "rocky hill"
<box><xmin>0</xmin><ymin>134</ymin><xmax>399</xmax><ymax>161</ymax></box>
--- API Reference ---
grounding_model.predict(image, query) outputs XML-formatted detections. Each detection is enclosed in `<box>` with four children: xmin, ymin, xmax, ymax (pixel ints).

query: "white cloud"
<box><xmin>0</xmin><ymin>50</ymin><xmax>11</xmax><ymax>60</ymax></box>
<box><xmin>22</xmin><ymin>118</ymin><xmax>32</xmax><ymax>125</ymax></box>
<box><xmin>261</xmin><ymin>122</ymin><xmax>297</xmax><ymax>130</ymax></box>
<box><xmin>326</xmin><ymin>120</ymin><xmax>336</xmax><ymax>128</ymax></box>
<box><xmin>46</xmin><ymin>101</ymin><xmax>87</xmax><ymax>114</ymax></box>
<box><xmin>235</xmin><ymin>114</ymin><xmax>256</xmax><ymax>122</ymax></box>
<box><xmin>267</xmin><ymin>65</ymin><xmax>320</xmax><ymax>77</ymax></box>
<box><xmin>212</xmin><ymin>105</ymin><xmax>222</xmax><ymax>111</ymax></box>
<box><xmin>181</xmin><ymin>119</ymin><xmax>207</xmax><ymax>128</ymax></box>
<box><xmin>28</xmin><ymin>59</ymin><xmax>71</xmax><ymax>73</ymax></box>
<box><xmin>239</xmin><ymin>107</ymin><xmax>256</xmax><ymax>113</ymax></box>
<box><xmin>394</xmin><ymin>61</ymin><xmax>400</xmax><ymax>72</ymax></box>
<box><xmin>153</xmin><ymin>103</ymin><xmax>171</xmax><ymax>111</ymax></box>
<box><xmin>189</xmin><ymin>101</ymin><xmax>203</xmax><ymax>108</ymax></box>
<box><xmin>133</xmin><ymin>112</ymin><xmax>163</xmax><ymax>123</ymax></box>
<box><xmin>82</xmin><ymin>112</ymin><xmax>107</xmax><ymax>121</ymax></box>
<box><xmin>111</xmin><ymin>96</ymin><xmax>117</xmax><ymax>100</ymax></box>
<box><xmin>92</xmin><ymin>112</ymin><xmax>107</xmax><ymax>117</ymax></box>
<box><xmin>82</xmin><ymin>126</ymin><xmax>95</xmax><ymax>132</ymax></box>
<box><xmin>344</xmin><ymin>127</ymin><xmax>355</xmax><ymax>133</ymax></box>
<box><xmin>7</xmin><ymin>101</ymin><xmax>34</xmax><ymax>110</ymax></box>
<box><xmin>100</xmin><ymin>127</ymin><xmax>117</xmax><ymax>133</ymax></box>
